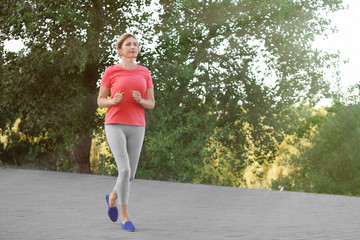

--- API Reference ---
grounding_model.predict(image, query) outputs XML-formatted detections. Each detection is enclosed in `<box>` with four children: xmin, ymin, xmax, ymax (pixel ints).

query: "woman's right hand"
<box><xmin>112</xmin><ymin>92</ymin><xmax>124</xmax><ymax>105</ymax></box>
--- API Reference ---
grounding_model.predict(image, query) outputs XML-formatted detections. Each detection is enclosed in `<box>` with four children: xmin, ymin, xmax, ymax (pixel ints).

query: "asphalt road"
<box><xmin>1</xmin><ymin>168</ymin><xmax>359</xmax><ymax>239</ymax></box>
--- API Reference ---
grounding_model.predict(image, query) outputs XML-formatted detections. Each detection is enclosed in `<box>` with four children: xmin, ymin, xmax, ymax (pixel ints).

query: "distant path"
<box><xmin>1</xmin><ymin>168</ymin><xmax>359</xmax><ymax>239</ymax></box>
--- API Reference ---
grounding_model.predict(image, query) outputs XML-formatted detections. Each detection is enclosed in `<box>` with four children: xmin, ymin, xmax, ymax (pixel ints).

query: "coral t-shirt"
<box><xmin>100</xmin><ymin>64</ymin><xmax>154</xmax><ymax>126</ymax></box>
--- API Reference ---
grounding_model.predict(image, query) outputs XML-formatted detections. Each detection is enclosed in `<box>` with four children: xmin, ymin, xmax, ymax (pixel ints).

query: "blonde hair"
<box><xmin>116</xmin><ymin>33</ymin><xmax>140</xmax><ymax>56</ymax></box>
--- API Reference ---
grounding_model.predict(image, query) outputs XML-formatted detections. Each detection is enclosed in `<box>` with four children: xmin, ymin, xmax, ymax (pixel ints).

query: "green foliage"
<box><xmin>1</xmin><ymin>0</ymin><xmax>350</xmax><ymax>192</ymax></box>
<box><xmin>0</xmin><ymin>129</ymin><xmax>74</xmax><ymax>171</ymax></box>
<box><xmin>138</xmin><ymin>0</ymin><xmax>344</xmax><ymax>183</ymax></box>
<box><xmin>0</xmin><ymin>0</ymin><xmax>152</xmax><ymax>171</ymax></box>
<box><xmin>138</xmin><ymin>107</ymin><xmax>213</xmax><ymax>182</ymax></box>
<box><xmin>274</xmin><ymin>103</ymin><xmax>360</xmax><ymax>196</ymax></box>
<box><xmin>91</xmin><ymin>147</ymin><xmax>118</xmax><ymax>176</ymax></box>
<box><xmin>195</xmin><ymin>124</ymin><xmax>245</xmax><ymax>187</ymax></box>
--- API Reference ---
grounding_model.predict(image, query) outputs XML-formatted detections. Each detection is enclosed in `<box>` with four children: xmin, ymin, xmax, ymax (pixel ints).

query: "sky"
<box><xmin>4</xmin><ymin>0</ymin><xmax>360</xmax><ymax>95</ymax></box>
<box><xmin>313</xmin><ymin>0</ymin><xmax>360</xmax><ymax>91</ymax></box>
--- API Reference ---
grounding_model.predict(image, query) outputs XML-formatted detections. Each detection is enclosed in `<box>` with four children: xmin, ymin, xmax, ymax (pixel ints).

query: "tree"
<box><xmin>0</xmin><ymin>0</ymin><xmax>151</xmax><ymax>172</ymax></box>
<box><xmin>1</xmin><ymin>0</ymin><xmax>345</xmax><ymax>183</ymax></box>
<box><xmin>274</xmin><ymin>103</ymin><xmax>360</xmax><ymax>196</ymax></box>
<box><xmin>139</xmin><ymin>0</ymin><xmax>344</xmax><ymax>183</ymax></box>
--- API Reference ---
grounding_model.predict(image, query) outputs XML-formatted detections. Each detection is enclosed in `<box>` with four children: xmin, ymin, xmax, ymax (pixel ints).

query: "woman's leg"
<box><xmin>105</xmin><ymin>124</ymin><xmax>145</xmax><ymax>222</ymax></box>
<box><xmin>120</xmin><ymin>125</ymin><xmax>145</xmax><ymax>223</ymax></box>
<box><xmin>105</xmin><ymin>125</ymin><xmax>130</xmax><ymax>206</ymax></box>
<box><xmin>124</xmin><ymin>125</ymin><xmax>145</xmax><ymax>183</ymax></box>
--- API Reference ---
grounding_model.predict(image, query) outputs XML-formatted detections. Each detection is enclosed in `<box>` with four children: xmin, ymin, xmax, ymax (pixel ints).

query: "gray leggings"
<box><xmin>105</xmin><ymin>124</ymin><xmax>145</xmax><ymax>205</ymax></box>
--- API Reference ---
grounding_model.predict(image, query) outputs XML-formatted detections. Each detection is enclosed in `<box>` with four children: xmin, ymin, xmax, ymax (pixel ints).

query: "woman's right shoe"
<box><xmin>105</xmin><ymin>193</ymin><xmax>118</xmax><ymax>222</ymax></box>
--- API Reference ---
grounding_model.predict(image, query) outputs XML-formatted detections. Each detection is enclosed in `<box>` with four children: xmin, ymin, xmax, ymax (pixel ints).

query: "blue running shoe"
<box><xmin>105</xmin><ymin>193</ymin><xmax>118</xmax><ymax>222</ymax></box>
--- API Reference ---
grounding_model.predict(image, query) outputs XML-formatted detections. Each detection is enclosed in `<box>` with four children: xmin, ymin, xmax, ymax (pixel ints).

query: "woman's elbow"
<box><xmin>97</xmin><ymin>97</ymin><xmax>103</xmax><ymax>108</ymax></box>
<box><xmin>146</xmin><ymin>101</ymin><xmax>155</xmax><ymax>110</ymax></box>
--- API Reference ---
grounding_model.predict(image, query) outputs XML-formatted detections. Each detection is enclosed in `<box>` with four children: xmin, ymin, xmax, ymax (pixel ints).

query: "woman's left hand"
<box><xmin>132</xmin><ymin>91</ymin><xmax>142</xmax><ymax>103</ymax></box>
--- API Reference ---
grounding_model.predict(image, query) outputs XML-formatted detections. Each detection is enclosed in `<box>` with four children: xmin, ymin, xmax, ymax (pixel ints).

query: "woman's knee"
<box><xmin>119</xmin><ymin>167</ymin><xmax>131</xmax><ymax>180</ymax></box>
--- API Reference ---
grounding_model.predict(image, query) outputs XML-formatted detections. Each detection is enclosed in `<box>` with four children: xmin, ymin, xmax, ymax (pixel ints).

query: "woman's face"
<box><xmin>118</xmin><ymin>37</ymin><xmax>139</xmax><ymax>58</ymax></box>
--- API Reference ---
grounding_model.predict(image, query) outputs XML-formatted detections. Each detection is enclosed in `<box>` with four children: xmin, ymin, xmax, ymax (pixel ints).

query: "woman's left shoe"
<box><xmin>105</xmin><ymin>193</ymin><xmax>118</xmax><ymax>222</ymax></box>
<box><xmin>120</xmin><ymin>221</ymin><xmax>136</xmax><ymax>232</ymax></box>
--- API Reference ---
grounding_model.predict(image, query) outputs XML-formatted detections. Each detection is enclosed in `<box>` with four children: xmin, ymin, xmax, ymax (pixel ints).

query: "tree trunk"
<box><xmin>73</xmin><ymin>135</ymin><xmax>92</xmax><ymax>173</ymax></box>
<box><xmin>72</xmin><ymin>0</ymin><xmax>104</xmax><ymax>173</ymax></box>
<box><xmin>72</xmin><ymin>91</ymin><xmax>97</xmax><ymax>173</ymax></box>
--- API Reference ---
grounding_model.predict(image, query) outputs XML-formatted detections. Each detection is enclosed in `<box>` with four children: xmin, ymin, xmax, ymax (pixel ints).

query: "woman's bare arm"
<box><xmin>97</xmin><ymin>86</ymin><xmax>123</xmax><ymax>108</ymax></box>
<box><xmin>132</xmin><ymin>88</ymin><xmax>155</xmax><ymax>109</ymax></box>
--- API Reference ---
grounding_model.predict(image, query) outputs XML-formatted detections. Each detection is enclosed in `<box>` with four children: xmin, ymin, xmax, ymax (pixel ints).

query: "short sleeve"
<box><xmin>146</xmin><ymin>69</ymin><xmax>154</xmax><ymax>89</ymax></box>
<box><xmin>101</xmin><ymin>67</ymin><xmax>112</xmax><ymax>88</ymax></box>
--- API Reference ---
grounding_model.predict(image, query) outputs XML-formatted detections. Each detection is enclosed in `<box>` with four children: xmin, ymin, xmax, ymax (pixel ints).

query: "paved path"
<box><xmin>1</xmin><ymin>168</ymin><xmax>360</xmax><ymax>239</ymax></box>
